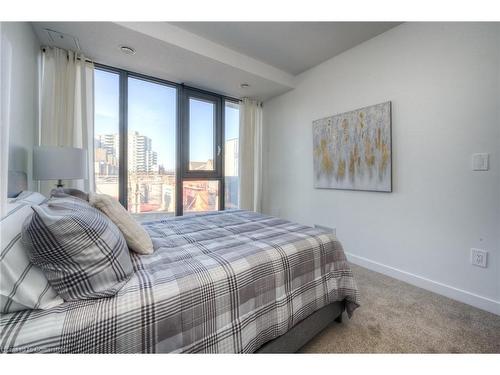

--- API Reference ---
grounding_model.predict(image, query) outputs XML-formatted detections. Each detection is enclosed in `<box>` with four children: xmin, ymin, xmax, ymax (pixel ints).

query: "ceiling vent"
<box><xmin>45</xmin><ymin>29</ymin><xmax>81</xmax><ymax>51</ymax></box>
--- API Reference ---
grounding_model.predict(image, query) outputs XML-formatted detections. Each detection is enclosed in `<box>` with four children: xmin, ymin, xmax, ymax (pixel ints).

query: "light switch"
<box><xmin>472</xmin><ymin>153</ymin><xmax>489</xmax><ymax>171</ymax></box>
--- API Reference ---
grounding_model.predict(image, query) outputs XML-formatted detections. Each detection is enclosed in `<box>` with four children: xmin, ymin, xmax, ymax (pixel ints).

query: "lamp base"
<box><xmin>56</xmin><ymin>179</ymin><xmax>64</xmax><ymax>188</ymax></box>
<box><xmin>50</xmin><ymin>187</ymin><xmax>89</xmax><ymax>201</ymax></box>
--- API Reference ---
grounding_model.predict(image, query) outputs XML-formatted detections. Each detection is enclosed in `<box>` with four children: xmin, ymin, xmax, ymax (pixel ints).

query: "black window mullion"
<box><xmin>176</xmin><ymin>85</ymin><xmax>184</xmax><ymax>216</ymax></box>
<box><xmin>118</xmin><ymin>70</ymin><xmax>128</xmax><ymax>208</ymax></box>
<box><xmin>220</xmin><ymin>100</ymin><xmax>226</xmax><ymax>211</ymax></box>
<box><xmin>216</xmin><ymin>95</ymin><xmax>223</xmax><ymax>182</ymax></box>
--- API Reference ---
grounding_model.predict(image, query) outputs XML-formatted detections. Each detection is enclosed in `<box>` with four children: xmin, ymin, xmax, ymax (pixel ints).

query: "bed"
<box><xmin>1</xmin><ymin>189</ymin><xmax>359</xmax><ymax>353</ymax></box>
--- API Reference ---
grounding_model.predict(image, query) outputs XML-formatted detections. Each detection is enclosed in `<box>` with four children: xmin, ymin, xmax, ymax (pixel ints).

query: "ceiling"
<box><xmin>31</xmin><ymin>22</ymin><xmax>401</xmax><ymax>101</ymax></box>
<box><xmin>172</xmin><ymin>22</ymin><xmax>400</xmax><ymax>75</ymax></box>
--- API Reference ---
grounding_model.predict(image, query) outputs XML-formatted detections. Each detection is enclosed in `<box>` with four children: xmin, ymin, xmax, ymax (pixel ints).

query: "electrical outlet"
<box><xmin>471</xmin><ymin>248</ymin><xmax>488</xmax><ymax>268</ymax></box>
<box><xmin>472</xmin><ymin>153</ymin><xmax>489</xmax><ymax>171</ymax></box>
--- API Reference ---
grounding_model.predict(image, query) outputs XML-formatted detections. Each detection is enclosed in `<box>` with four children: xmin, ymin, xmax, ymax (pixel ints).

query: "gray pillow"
<box><xmin>21</xmin><ymin>195</ymin><xmax>133</xmax><ymax>301</ymax></box>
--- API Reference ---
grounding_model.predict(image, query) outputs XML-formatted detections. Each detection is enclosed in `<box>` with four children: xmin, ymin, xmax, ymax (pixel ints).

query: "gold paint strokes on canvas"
<box><xmin>342</xmin><ymin>119</ymin><xmax>349</xmax><ymax>143</ymax></box>
<box><xmin>354</xmin><ymin>144</ymin><xmax>360</xmax><ymax>167</ymax></box>
<box><xmin>349</xmin><ymin>150</ymin><xmax>356</xmax><ymax>176</ymax></box>
<box><xmin>319</xmin><ymin>138</ymin><xmax>333</xmax><ymax>175</ymax></box>
<box><xmin>337</xmin><ymin>158</ymin><xmax>346</xmax><ymax>179</ymax></box>
<box><xmin>312</xmin><ymin>101</ymin><xmax>391</xmax><ymax>191</ymax></box>
<box><xmin>381</xmin><ymin>142</ymin><xmax>390</xmax><ymax>172</ymax></box>
<box><xmin>364</xmin><ymin>138</ymin><xmax>375</xmax><ymax>167</ymax></box>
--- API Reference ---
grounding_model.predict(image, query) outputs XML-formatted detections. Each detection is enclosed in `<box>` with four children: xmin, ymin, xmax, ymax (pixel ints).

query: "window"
<box><xmin>188</xmin><ymin>98</ymin><xmax>215</xmax><ymax>171</ymax></box>
<box><xmin>93</xmin><ymin>66</ymin><xmax>239</xmax><ymax>217</ymax></box>
<box><xmin>127</xmin><ymin>77</ymin><xmax>177</xmax><ymax>218</ymax></box>
<box><xmin>181</xmin><ymin>90</ymin><xmax>223</xmax><ymax>213</ymax></box>
<box><xmin>94</xmin><ymin>69</ymin><xmax>120</xmax><ymax>200</ymax></box>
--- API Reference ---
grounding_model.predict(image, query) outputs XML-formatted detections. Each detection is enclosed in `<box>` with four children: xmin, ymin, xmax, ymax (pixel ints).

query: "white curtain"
<box><xmin>238</xmin><ymin>98</ymin><xmax>263</xmax><ymax>212</ymax></box>
<box><xmin>39</xmin><ymin>46</ymin><xmax>94</xmax><ymax>193</ymax></box>
<box><xmin>0</xmin><ymin>24</ymin><xmax>12</xmax><ymax>216</ymax></box>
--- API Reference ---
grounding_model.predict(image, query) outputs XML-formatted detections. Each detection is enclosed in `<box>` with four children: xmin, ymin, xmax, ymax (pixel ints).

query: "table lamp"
<box><xmin>33</xmin><ymin>146</ymin><xmax>88</xmax><ymax>188</ymax></box>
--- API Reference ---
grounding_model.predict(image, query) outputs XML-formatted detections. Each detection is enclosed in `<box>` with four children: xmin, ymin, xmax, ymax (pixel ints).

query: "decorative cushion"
<box><xmin>21</xmin><ymin>196</ymin><xmax>133</xmax><ymax>301</ymax></box>
<box><xmin>1</xmin><ymin>192</ymin><xmax>64</xmax><ymax>313</ymax></box>
<box><xmin>89</xmin><ymin>193</ymin><xmax>154</xmax><ymax>255</ymax></box>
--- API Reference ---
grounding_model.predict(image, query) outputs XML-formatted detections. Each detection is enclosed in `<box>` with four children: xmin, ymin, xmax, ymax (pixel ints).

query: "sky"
<box><xmin>189</xmin><ymin>98</ymin><xmax>214</xmax><ymax>164</ymax></box>
<box><xmin>94</xmin><ymin>69</ymin><xmax>239</xmax><ymax>171</ymax></box>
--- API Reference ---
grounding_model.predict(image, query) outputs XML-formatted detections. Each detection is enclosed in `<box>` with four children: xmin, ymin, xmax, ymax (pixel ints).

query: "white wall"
<box><xmin>1</xmin><ymin>22</ymin><xmax>40</xmax><ymax>191</ymax></box>
<box><xmin>263</xmin><ymin>23</ymin><xmax>500</xmax><ymax>314</ymax></box>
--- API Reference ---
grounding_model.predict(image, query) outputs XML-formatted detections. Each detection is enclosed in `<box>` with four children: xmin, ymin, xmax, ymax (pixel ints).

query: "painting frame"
<box><xmin>312</xmin><ymin>101</ymin><xmax>392</xmax><ymax>193</ymax></box>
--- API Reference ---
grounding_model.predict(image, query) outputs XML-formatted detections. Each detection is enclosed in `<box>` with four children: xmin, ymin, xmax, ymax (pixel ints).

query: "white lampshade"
<box><xmin>33</xmin><ymin>146</ymin><xmax>88</xmax><ymax>181</ymax></box>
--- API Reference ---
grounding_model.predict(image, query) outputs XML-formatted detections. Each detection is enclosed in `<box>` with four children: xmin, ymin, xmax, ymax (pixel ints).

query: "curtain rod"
<box><xmin>41</xmin><ymin>47</ymin><xmax>94</xmax><ymax>64</ymax></box>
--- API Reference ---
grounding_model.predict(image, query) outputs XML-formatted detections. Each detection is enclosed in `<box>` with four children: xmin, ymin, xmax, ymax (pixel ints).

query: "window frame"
<box><xmin>94</xmin><ymin>63</ymin><xmax>239</xmax><ymax>216</ymax></box>
<box><xmin>222</xmin><ymin>98</ymin><xmax>241</xmax><ymax>209</ymax></box>
<box><xmin>181</xmin><ymin>88</ymin><xmax>222</xmax><ymax>180</ymax></box>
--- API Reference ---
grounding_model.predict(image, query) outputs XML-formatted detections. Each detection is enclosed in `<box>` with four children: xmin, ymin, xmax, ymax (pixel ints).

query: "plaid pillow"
<box><xmin>1</xmin><ymin>192</ymin><xmax>64</xmax><ymax>313</ymax></box>
<box><xmin>21</xmin><ymin>196</ymin><xmax>133</xmax><ymax>301</ymax></box>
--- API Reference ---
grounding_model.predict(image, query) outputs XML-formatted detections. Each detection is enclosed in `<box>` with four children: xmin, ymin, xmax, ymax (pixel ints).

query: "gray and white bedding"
<box><xmin>0</xmin><ymin>209</ymin><xmax>360</xmax><ymax>353</ymax></box>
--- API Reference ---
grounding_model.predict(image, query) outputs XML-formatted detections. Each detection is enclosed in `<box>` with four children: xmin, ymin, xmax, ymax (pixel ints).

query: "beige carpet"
<box><xmin>300</xmin><ymin>264</ymin><xmax>500</xmax><ymax>353</ymax></box>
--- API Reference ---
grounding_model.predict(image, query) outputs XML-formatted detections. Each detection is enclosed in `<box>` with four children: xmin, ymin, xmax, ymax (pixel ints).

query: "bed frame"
<box><xmin>256</xmin><ymin>301</ymin><xmax>345</xmax><ymax>353</ymax></box>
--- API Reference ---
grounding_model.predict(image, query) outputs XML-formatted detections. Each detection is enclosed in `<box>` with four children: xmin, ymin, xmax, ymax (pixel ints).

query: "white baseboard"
<box><xmin>345</xmin><ymin>252</ymin><xmax>500</xmax><ymax>316</ymax></box>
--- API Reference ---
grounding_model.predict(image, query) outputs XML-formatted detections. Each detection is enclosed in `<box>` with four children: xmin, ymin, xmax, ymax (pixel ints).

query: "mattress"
<box><xmin>0</xmin><ymin>210</ymin><xmax>360</xmax><ymax>353</ymax></box>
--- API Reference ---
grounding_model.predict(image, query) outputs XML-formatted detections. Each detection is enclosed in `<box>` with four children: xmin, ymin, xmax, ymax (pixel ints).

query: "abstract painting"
<box><xmin>313</xmin><ymin>102</ymin><xmax>392</xmax><ymax>192</ymax></box>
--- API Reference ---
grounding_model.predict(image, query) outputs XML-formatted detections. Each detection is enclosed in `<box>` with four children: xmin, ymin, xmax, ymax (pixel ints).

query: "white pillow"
<box><xmin>1</xmin><ymin>192</ymin><xmax>64</xmax><ymax>313</ymax></box>
<box><xmin>89</xmin><ymin>193</ymin><xmax>154</xmax><ymax>255</ymax></box>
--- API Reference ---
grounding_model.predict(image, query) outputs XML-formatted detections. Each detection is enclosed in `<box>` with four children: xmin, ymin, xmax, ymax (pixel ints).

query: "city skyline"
<box><xmin>95</xmin><ymin>130</ymin><xmax>239</xmax><ymax>175</ymax></box>
<box><xmin>95</xmin><ymin>130</ymin><xmax>238</xmax><ymax>213</ymax></box>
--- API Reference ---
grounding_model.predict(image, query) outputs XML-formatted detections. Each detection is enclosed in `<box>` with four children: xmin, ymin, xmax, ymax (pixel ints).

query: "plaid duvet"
<box><xmin>0</xmin><ymin>210</ymin><xmax>360</xmax><ymax>353</ymax></box>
